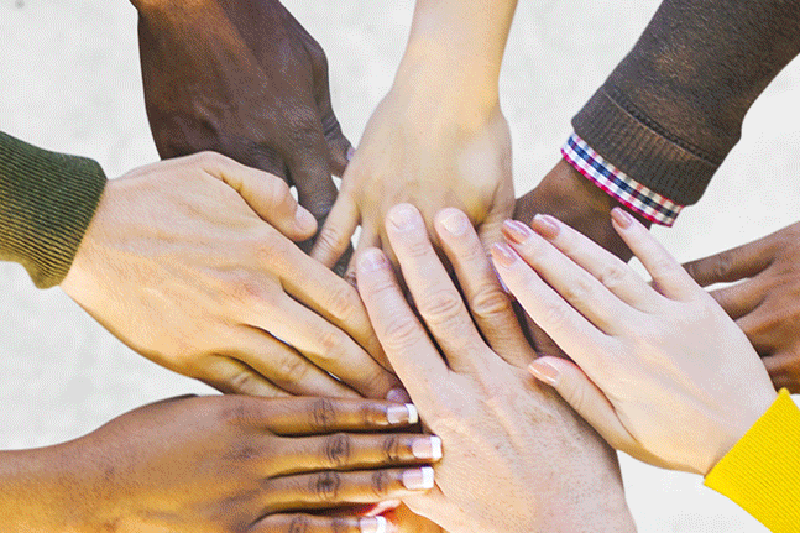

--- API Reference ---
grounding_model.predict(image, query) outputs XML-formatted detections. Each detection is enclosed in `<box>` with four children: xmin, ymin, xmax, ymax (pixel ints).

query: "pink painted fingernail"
<box><xmin>346</xmin><ymin>146</ymin><xmax>356</xmax><ymax>162</ymax></box>
<box><xmin>611</xmin><ymin>208</ymin><xmax>634</xmax><ymax>229</ymax></box>
<box><xmin>412</xmin><ymin>436</ymin><xmax>443</xmax><ymax>460</ymax></box>
<box><xmin>531</xmin><ymin>214</ymin><xmax>560</xmax><ymax>240</ymax></box>
<box><xmin>387</xmin><ymin>204</ymin><xmax>420</xmax><ymax>232</ymax></box>
<box><xmin>501</xmin><ymin>220</ymin><xmax>532</xmax><ymax>244</ymax></box>
<box><xmin>386</xmin><ymin>388</ymin><xmax>411</xmax><ymax>403</ymax></box>
<box><xmin>491</xmin><ymin>242</ymin><xmax>519</xmax><ymax>268</ymax></box>
<box><xmin>358</xmin><ymin>248</ymin><xmax>388</xmax><ymax>273</ymax></box>
<box><xmin>438</xmin><ymin>208</ymin><xmax>469</xmax><ymax>236</ymax></box>
<box><xmin>296</xmin><ymin>207</ymin><xmax>317</xmax><ymax>233</ymax></box>
<box><xmin>403</xmin><ymin>466</ymin><xmax>435</xmax><ymax>490</ymax></box>
<box><xmin>387</xmin><ymin>403</ymin><xmax>418</xmax><ymax>425</ymax></box>
<box><xmin>529</xmin><ymin>360</ymin><xmax>560</xmax><ymax>386</ymax></box>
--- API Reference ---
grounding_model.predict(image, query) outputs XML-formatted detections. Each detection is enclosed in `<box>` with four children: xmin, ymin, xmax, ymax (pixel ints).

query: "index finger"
<box><xmin>683</xmin><ymin>233</ymin><xmax>777</xmax><ymax>287</ymax></box>
<box><xmin>356</xmin><ymin>248</ymin><xmax>448</xmax><ymax>409</ymax></box>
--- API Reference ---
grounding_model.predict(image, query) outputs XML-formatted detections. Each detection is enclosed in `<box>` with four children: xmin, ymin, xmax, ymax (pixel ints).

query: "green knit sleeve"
<box><xmin>0</xmin><ymin>131</ymin><xmax>107</xmax><ymax>288</ymax></box>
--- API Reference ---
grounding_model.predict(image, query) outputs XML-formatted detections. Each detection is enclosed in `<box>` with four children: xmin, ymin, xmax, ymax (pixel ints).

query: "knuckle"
<box><xmin>324</xmin><ymin>283</ymin><xmax>362</xmax><ymax>321</ymax></box>
<box><xmin>380</xmin><ymin>316</ymin><xmax>421</xmax><ymax>352</ymax></box>
<box><xmin>309</xmin><ymin>470</ymin><xmax>341</xmax><ymax>501</ymax></box>
<box><xmin>226</xmin><ymin>371</ymin><xmax>260</xmax><ymax>395</ymax></box>
<box><xmin>274</xmin><ymin>353</ymin><xmax>310</xmax><ymax>383</ymax></box>
<box><xmin>371</xmin><ymin>470</ymin><xmax>391</xmax><ymax>496</ymax></box>
<box><xmin>470</xmin><ymin>285</ymin><xmax>512</xmax><ymax>320</ymax></box>
<box><xmin>267</xmin><ymin>177</ymin><xmax>293</xmax><ymax>208</ymax></box>
<box><xmin>318</xmin><ymin>328</ymin><xmax>350</xmax><ymax>361</ymax></box>
<box><xmin>539</xmin><ymin>302</ymin><xmax>570</xmax><ymax>334</ymax></box>
<box><xmin>709</xmin><ymin>252</ymin><xmax>734</xmax><ymax>282</ymax></box>
<box><xmin>420</xmin><ymin>289</ymin><xmax>464</xmax><ymax>325</ymax></box>
<box><xmin>315</xmin><ymin>225</ymin><xmax>345</xmax><ymax>255</ymax></box>
<box><xmin>310</xmin><ymin>398</ymin><xmax>338</xmax><ymax>431</ymax></box>
<box><xmin>251</xmin><ymin>235</ymin><xmax>290</xmax><ymax>267</ymax></box>
<box><xmin>193</xmin><ymin>150</ymin><xmax>227</xmax><ymax>168</ymax></box>
<box><xmin>323</xmin><ymin>433</ymin><xmax>352</xmax><ymax>466</ymax></box>
<box><xmin>382</xmin><ymin>435</ymin><xmax>401</xmax><ymax>461</ymax></box>
<box><xmin>597</xmin><ymin>263</ymin><xmax>628</xmax><ymax>291</ymax></box>
<box><xmin>288</xmin><ymin>515</ymin><xmax>311</xmax><ymax>533</ymax></box>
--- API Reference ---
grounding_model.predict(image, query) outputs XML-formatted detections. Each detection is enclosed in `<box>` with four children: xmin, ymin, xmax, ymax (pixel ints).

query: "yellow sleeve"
<box><xmin>704</xmin><ymin>389</ymin><xmax>800</xmax><ymax>532</ymax></box>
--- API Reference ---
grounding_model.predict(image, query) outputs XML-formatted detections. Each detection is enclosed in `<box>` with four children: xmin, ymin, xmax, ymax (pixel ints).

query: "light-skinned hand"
<box><xmin>493</xmin><ymin>209</ymin><xmax>777</xmax><ymax>475</ymax></box>
<box><xmin>356</xmin><ymin>204</ymin><xmax>635</xmax><ymax>533</ymax></box>
<box><xmin>61</xmin><ymin>153</ymin><xmax>400</xmax><ymax>398</ymax></box>
<box><xmin>684</xmin><ymin>221</ymin><xmax>800</xmax><ymax>392</ymax></box>
<box><xmin>0</xmin><ymin>395</ymin><xmax>435</xmax><ymax>532</ymax></box>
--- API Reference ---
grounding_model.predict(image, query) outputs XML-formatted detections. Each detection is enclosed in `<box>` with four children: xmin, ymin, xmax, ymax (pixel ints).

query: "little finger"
<box><xmin>708</xmin><ymin>276</ymin><xmax>768</xmax><ymax>320</ymax></box>
<box><xmin>250</xmin><ymin>514</ymin><xmax>395</xmax><ymax>533</ymax></box>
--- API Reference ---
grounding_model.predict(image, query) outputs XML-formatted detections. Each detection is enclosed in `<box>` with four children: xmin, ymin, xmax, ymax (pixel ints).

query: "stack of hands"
<box><xmin>10</xmin><ymin>0</ymin><xmax>800</xmax><ymax>530</ymax></box>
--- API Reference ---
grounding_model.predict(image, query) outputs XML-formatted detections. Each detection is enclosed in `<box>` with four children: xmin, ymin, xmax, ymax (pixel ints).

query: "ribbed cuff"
<box><xmin>572</xmin><ymin>88</ymin><xmax>718</xmax><ymax>206</ymax></box>
<box><xmin>705</xmin><ymin>389</ymin><xmax>800</xmax><ymax>532</ymax></box>
<box><xmin>0</xmin><ymin>131</ymin><xmax>107</xmax><ymax>288</ymax></box>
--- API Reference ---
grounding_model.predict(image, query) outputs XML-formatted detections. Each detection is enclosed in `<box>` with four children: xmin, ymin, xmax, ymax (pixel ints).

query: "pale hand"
<box><xmin>61</xmin><ymin>153</ymin><xmax>400</xmax><ymax>398</ymax></box>
<box><xmin>494</xmin><ymin>210</ymin><xmax>777</xmax><ymax>474</ymax></box>
<box><xmin>357</xmin><ymin>205</ymin><xmax>635</xmax><ymax>533</ymax></box>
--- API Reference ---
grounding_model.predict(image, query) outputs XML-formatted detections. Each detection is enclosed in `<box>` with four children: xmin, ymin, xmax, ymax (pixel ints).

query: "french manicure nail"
<box><xmin>611</xmin><ymin>208</ymin><xmax>634</xmax><ymax>229</ymax></box>
<box><xmin>358</xmin><ymin>248</ymin><xmax>388</xmax><ymax>273</ymax></box>
<box><xmin>501</xmin><ymin>220</ymin><xmax>532</xmax><ymax>244</ymax></box>
<box><xmin>387</xmin><ymin>204</ymin><xmax>419</xmax><ymax>232</ymax></box>
<box><xmin>403</xmin><ymin>466</ymin><xmax>435</xmax><ymax>490</ymax></box>
<box><xmin>491</xmin><ymin>242</ymin><xmax>519</xmax><ymax>268</ymax></box>
<box><xmin>412</xmin><ymin>436</ymin><xmax>443</xmax><ymax>460</ymax></box>
<box><xmin>360</xmin><ymin>516</ymin><xmax>395</xmax><ymax>533</ymax></box>
<box><xmin>531</xmin><ymin>214</ymin><xmax>560</xmax><ymax>240</ymax></box>
<box><xmin>529</xmin><ymin>360</ymin><xmax>560</xmax><ymax>386</ymax></box>
<box><xmin>439</xmin><ymin>208</ymin><xmax>469</xmax><ymax>236</ymax></box>
<box><xmin>387</xmin><ymin>403</ymin><xmax>418</xmax><ymax>425</ymax></box>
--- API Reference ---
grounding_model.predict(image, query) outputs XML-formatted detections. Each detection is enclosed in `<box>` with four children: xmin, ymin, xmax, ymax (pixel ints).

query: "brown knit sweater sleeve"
<box><xmin>0</xmin><ymin>131</ymin><xmax>107</xmax><ymax>288</ymax></box>
<box><xmin>573</xmin><ymin>0</ymin><xmax>800</xmax><ymax>205</ymax></box>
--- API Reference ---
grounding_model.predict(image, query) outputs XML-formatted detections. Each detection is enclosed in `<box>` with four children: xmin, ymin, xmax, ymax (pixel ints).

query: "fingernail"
<box><xmin>529</xmin><ymin>360</ymin><xmax>560</xmax><ymax>386</ymax></box>
<box><xmin>386</xmin><ymin>388</ymin><xmax>411</xmax><ymax>403</ymax></box>
<box><xmin>403</xmin><ymin>466</ymin><xmax>435</xmax><ymax>490</ymax></box>
<box><xmin>358</xmin><ymin>248</ymin><xmax>388</xmax><ymax>273</ymax></box>
<box><xmin>412</xmin><ymin>436</ymin><xmax>443</xmax><ymax>460</ymax></box>
<box><xmin>360</xmin><ymin>516</ymin><xmax>396</xmax><ymax>533</ymax></box>
<box><xmin>296</xmin><ymin>208</ymin><xmax>317</xmax><ymax>233</ymax></box>
<box><xmin>387</xmin><ymin>403</ymin><xmax>418</xmax><ymax>425</ymax></box>
<box><xmin>491</xmin><ymin>242</ymin><xmax>519</xmax><ymax>268</ymax></box>
<box><xmin>387</xmin><ymin>204</ymin><xmax>419</xmax><ymax>232</ymax></box>
<box><xmin>611</xmin><ymin>208</ymin><xmax>634</xmax><ymax>229</ymax></box>
<box><xmin>346</xmin><ymin>146</ymin><xmax>356</xmax><ymax>162</ymax></box>
<box><xmin>531</xmin><ymin>214</ymin><xmax>560</xmax><ymax>240</ymax></box>
<box><xmin>501</xmin><ymin>220</ymin><xmax>532</xmax><ymax>244</ymax></box>
<box><xmin>438</xmin><ymin>208</ymin><xmax>469</xmax><ymax>236</ymax></box>
<box><xmin>363</xmin><ymin>500</ymin><xmax>402</xmax><ymax>517</ymax></box>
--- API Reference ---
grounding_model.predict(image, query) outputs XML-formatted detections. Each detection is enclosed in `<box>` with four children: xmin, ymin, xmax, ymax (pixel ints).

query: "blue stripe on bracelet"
<box><xmin>561</xmin><ymin>133</ymin><xmax>683</xmax><ymax>226</ymax></box>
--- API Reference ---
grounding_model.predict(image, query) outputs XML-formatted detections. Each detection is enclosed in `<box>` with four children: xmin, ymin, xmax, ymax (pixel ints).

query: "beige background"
<box><xmin>3</xmin><ymin>0</ymin><xmax>800</xmax><ymax>530</ymax></box>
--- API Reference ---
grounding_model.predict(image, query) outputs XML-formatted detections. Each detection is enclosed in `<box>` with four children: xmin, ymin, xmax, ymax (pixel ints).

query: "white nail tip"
<box><xmin>361</xmin><ymin>516</ymin><xmax>388</xmax><ymax>533</ymax></box>
<box><xmin>406</xmin><ymin>403</ymin><xmax>419</xmax><ymax>424</ymax></box>
<box><xmin>430</xmin><ymin>436</ymin><xmax>442</xmax><ymax>460</ymax></box>
<box><xmin>421</xmin><ymin>466</ymin><xmax>435</xmax><ymax>488</ymax></box>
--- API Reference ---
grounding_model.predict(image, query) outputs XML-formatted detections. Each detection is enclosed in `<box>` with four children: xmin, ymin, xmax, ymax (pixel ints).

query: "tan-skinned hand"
<box><xmin>357</xmin><ymin>205</ymin><xmax>635</xmax><ymax>533</ymax></box>
<box><xmin>61</xmin><ymin>153</ymin><xmax>400</xmax><ymax>398</ymax></box>
<box><xmin>493</xmin><ymin>209</ymin><xmax>777</xmax><ymax>475</ymax></box>
<box><xmin>0</xmin><ymin>395</ymin><xmax>435</xmax><ymax>532</ymax></box>
<box><xmin>684</xmin><ymin>221</ymin><xmax>800</xmax><ymax>392</ymax></box>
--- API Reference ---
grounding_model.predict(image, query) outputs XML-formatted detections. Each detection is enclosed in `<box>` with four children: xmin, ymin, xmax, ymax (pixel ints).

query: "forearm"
<box><xmin>575</xmin><ymin>0</ymin><xmax>800</xmax><ymax>205</ymax></box>
<box><xmin>394</xmin><ymin>0</ymin><xmax>518</xmax><ymax>111</ymax></box>
<box><xmin>0</xmin><ymin>445</ymin><xmax>93</xmax><ymax>532</ymax></box>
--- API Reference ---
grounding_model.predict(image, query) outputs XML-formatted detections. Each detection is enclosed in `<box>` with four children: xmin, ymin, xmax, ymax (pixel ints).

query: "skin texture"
<box><xmin>0</xmin><ymin>395</ymin><xmax>433</xmax><ymax>532</ymax></box>
<box><xmin>135</xmin><ymin>0</ymin><xmax>353</xmax><ymax>269</ymax></box>
<box><xmin>513</xmin><ymin>159</ymin><xmax>651</xmax><ymax>359</ymax></box>
<box><xmin>683</xmin><ymin>221</ymin><xmax>800</xmax><ymax>392</ymax></box>
<box><xmin>61</xmin><ymin>153</ymin><xmax>400</xmax><ymax>398</ymax></box>
<box><xmin>357</xmin><ymin>205</ymin><xmax>636</xmax><ymax>533</ymax></box>
<box><xmin>312</xmin><ymin>0</ymin><xmax>518</xmax><ymax>279</ymax></box>
<box><xmin>494</xmin><ymin>210</ymin><xmax>777</xmax><ymax>475</ymax></box>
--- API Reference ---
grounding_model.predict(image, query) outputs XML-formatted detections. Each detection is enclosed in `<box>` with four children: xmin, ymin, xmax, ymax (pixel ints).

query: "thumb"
<box><xmin>203</xmin><ymin>153</ymin><xmax>317</xmax><ymax>240</ymax></box>
<box><xmin>528</xmin><ymin>357</ymin><xmax>635</xmax><ymax>451</ymax></box>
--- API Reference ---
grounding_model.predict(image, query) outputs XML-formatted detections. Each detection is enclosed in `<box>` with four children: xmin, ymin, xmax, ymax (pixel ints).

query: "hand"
<box><xmin>494</xmin><ymin>209</ymin><xmax>777</xmax><ymax>474</ymax></box>
<box><xmin>683</xmin><ymin>221</ymin><xmax>800</xmax><ymax>392</ymax></box>
<box><xmin>0</xmin><ymin>395</ymin><xmax>436</xmax><ymax>532</ymax></box>
<box><xmin>135</xmin><ymin>0</ymin><xmax>350</xmax><ymax>223</ymax></box>
<box><xmin>312</xmin><ymin>88</ymin><xmax>514</xmax><ymax>279</ymax></box>
<box><xmin>513</xmin><ymin>160</ymin><xmax>651</xmax><ymax>358</ymax></box>
<box><xmin>61</xmin><ymin>153</ymin><xmax>400</xmax><ymax>398</ymax></box>
<box><xmin>356</xmin><ymin>205</ymin><xmax>635</xmax><ymax>533</ymax></box>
